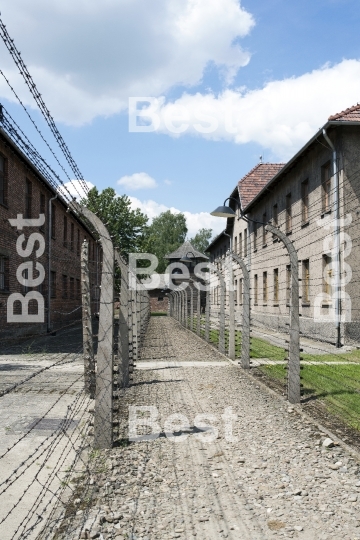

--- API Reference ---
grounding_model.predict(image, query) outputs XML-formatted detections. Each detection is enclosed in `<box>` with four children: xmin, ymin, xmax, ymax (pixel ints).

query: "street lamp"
<box><xmin>180</xmin><ymin>251</ymin><xmax>197</xmax><ymax>263</ymax></box>
<box><xmin>210</xmin><ymin>197</ymin><xmax>239</xmax><ymax>218</ymax></box>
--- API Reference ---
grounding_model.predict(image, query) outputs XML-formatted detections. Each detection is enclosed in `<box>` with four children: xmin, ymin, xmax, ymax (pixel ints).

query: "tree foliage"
<box><xmin>189</xmin><ymin>228</ymin><xmax>213</xmax><ymax>254</ymax></box>
<box><xmin>82</xmin><ymin>187</ymin><xmax>148</xmax><ymax>258</ymax></box>
<box><xmin>144</xmin><ymin>210</ymin><xmax>188</xmax><ymax>273</ymax></box>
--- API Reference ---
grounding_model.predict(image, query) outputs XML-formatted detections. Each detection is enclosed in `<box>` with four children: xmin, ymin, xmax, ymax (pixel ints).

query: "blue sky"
<box><xmin>1</xmin><ymin>0</ymin><xmax>360</xmax><ymax>236</ymax></box>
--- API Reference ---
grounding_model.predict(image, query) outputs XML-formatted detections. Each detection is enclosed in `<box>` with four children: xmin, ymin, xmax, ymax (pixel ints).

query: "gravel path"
<box><xmin>62</xmin><ymin>317</ymin><xmax>360</xmax><ymax>540</ymax></box>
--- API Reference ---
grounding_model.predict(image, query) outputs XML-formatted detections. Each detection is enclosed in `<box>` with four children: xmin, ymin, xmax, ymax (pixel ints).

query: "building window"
<box><xmin>273</xmin><ymin>203</ymin><xmax>278</xmax><ymax>226</ymax></box>
<box><xmin>239</xmin><ymin>233</ymin><xmax>242</xmax><ymax>257</ymax></box>
<box><xmin>70</xmin><ymin>222</ymin><xmax>74</xmax><ymax>251</ymax></box>
<box><xmin>70</xmin><ymin>277</ymin><xmax>74</xmax><ymax>299</ymax></box>
<box><xmin>253</xmin><ymin>225</ymin><xmax>257</xmax><ymax>251</ymax></box>
<box><xmin>62</xmin><ymin>274</ymin><xmax>68</xmax><ymax>299</ymax></box>
<box><xmin>50</xmin><ymin>271</ymin><xmax>56</xmax><ymax>298</ymax></box>
<box><xmin>244</xmin><ymin>229</ymin><xmax>247</xmax><ymax>256</ymax></box>
<box><xmin>234</xmin><ymin>235</ymin><xmax>237</xmax><ymax>254</ymax></box>
<box><xmin>0</xmin><ymin>255</ymin><xmax>9</xmax><ymax>291</ymax></box>
<box><xmin>302</xmin><ymin>259</ymin><xmax>310</xmax><ymax>304</ymax></box>
<box><xmin>51</xmin><ymin>204</ymin><xmax>56</xmax><ymax>239</ymax></box>
<box><xmin>286</xmin><ymin>265</ymin><xmax>291</xmax><ymax>305</ymax></box>
<box><xmin>286</xmin><ymin>193</ymin><xmax>292</xmax><ymax>233</ymax></box>
<box><xmin>39</xmin><ymin>193</ymin><xmax>46</xmax><ymax>232</ymax></box>
<box><xmin>263</xmin><ymin>271</ymin><xmax>268</xmax><ymax>303</ymax></box>
<box><xmin>22</xmin><ymin>268</ymin><xmax>29</xmax><ymax>294</ymax></box>
<box><xmin>239</xmin><ymin>278</ymin><xmax>243</xmax><ymax>305</ymax></box>
<box><xmin>63</xmin><ymin>216</ymin><xmax>68</xmax><ymax>248</ymax></box>
<box><xmin>301</xmin><ymin>180</ymin><xmax>309</xmax><ymax>224</ymax></box>
<box><xmin>25</xmin><ymin>179</ymin><xmax>32</xmax><ymax>219</ymax></box>
<box><xmin>274</xmin><ymin>268</ymin><xmax>279</xmax><ymax>303</ymax></box>
<box><xmin>254</xmin><ymin>274</ymin><xmax>258</xmax><ymax>305</ymax></box>
<box><xmin>77</xmin><ymin>229</ymin><xmax>80</xmax><ymax>256</ymax></box>
<box><xmin>76</xmin><ymin>278</ymin><xmax>81</xmax><ymax>300</ymax></box>
<box><xmin>0</xmin><ymin>154</ymin><xmax>8</xmax><ymax>206</ymax></box>
<box><xmin>323</xmin><ymin>255</ymin><xmax>332</xmax><ymax>297</ymax></box>
<box><xmin>262</xmin><ymin>212</ymin><xmax>267</xmax><ymax>246</ymax></box>
<box><xmin>322</xmin><ymin>162</ymin><xmax>331</xmax><ymax>213</ymax></box>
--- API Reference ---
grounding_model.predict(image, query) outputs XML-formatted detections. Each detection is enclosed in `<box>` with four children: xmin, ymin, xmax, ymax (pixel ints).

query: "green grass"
<box><xmin>151</xmin><ymin>312</ymin><xmax>168</xmax><ymax>316</ymax></box>
<box><xmin>187</xmin><ymin>321</ymin><xmax>360</xmax><ymax>431</ymax></box>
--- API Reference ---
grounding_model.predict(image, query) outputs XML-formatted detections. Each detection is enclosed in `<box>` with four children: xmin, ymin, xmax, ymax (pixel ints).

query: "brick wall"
<box><xmin>0</xmin><ymin>132</ymin><xmax>99</xmax><ymax>340</ymax></box>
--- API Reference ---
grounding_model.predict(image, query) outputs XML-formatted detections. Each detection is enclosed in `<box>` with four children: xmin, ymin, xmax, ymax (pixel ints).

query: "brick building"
<box><xmin>0</xmin><ymin>127</ymin><xmax>99</xmax><ymax>341</ymax></box>
<box><xmin>207</xmin><ymin>104</ymin><xmax>360</xmax><ymax>346</ymax></box>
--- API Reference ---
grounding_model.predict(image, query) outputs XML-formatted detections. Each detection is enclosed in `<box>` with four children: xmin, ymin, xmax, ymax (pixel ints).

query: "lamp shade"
<box><xmin>210</xmin><ymin>205</ymin><xmax>236</xmax><ymax>218</ymax></box>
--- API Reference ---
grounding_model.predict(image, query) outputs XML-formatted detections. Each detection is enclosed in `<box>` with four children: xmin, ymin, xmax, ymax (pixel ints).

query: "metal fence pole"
<box><xmin>74</xmin><ymin>203</ymin><xmax>114</xmax><ymax>449</ymax></box>
<box><xmin>81</xmin><ymin>239</ymin><xmax>95</xmax><ymax>398</ymax></box>
<box><xmin>231</xmin><ymin>253</ymin><xmax>250</xmax><ymax>369</ymax></box>
<box><xmin>266</xmin><ymin>224</ymin><xmax>300</xmax><ymax>404</ymax></box>
<box><xmin>190</xmin><ymin>285</ymin><xmax>194</xmax><ymax>331</ymax></box>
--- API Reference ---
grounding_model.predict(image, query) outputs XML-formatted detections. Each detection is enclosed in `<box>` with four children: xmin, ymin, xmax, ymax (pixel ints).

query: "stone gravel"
<box><xmin>60</xmin><ymin>317</ymin><xmax>360</xmax><ymax>540</ymax></box>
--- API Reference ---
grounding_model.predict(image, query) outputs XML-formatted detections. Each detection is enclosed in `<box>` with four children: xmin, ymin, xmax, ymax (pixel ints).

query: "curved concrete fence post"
<box><xmin>205</xmin><ymin>281</ymin><xmax>210</xmax><ymax>342</ymax></box>
<box><xmin>210</xmin><ymin>265</ymin><xmax>226</xmax><ymax>355</ymax></box>
<box><xmin>226</xmin><ymin>254</ymin><xmax>236</xmax><ymax>360</ymax></box>
<box><xmin>196</xmin><ymin>284</ymin><xmax>201</xmax><ymax>336</ymax></box>
<box><xmin>114</xmin><ymin>251</ymin><xmax>130</xmax><ymax>388</ymax></box>
<box><xmin>190</xmin><ymin>285</ymin><xmax>194</xmax><ymax>331</ymax></box>
<box><xmin>266</xmin><ymin>223</ymin><xmax>300</xmax><ymax>404</ymax></box>
<box><xmin>184</xmin><ymin>287</ymin><xmax>189</xmax><ymax>328</ymax></box>
<box><xmin>231</xmin><ymin>253</ymin><xmax>250</xmax><ymax>369</ymax></box>
<box><xmin>73</xmin><ymin>202</ymin><xmax>114</xmax><ymax>449</ymax></box>
<box><xmin>81</xmin><ymin>239</ymin><xmax>95</xmax><ymax>397</ymax></box>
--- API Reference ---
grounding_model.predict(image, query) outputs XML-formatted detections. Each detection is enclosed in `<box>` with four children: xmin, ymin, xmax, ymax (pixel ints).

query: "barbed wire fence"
<box><xmin>168</xmin><ymin>175</ymin><xmax>360</xmax><ymax>447</ymax></box>
<box><xmin>0</xmin><ymin>203</ymin><xmax>150</xmax><ymax>539</ymax></box>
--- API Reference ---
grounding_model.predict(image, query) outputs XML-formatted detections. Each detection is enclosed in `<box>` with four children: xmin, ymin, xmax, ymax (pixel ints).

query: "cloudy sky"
<box><xmin>1</xmin><ymin>0</ymin><xmax>360</xmax><ymax>235</ymax></box>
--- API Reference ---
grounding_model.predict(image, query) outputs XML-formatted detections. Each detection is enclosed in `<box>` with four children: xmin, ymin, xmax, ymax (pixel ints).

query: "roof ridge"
<box><xmin>329</xmin><ymin>103</ymin><xmax>360</xmax><ymax>121</ymax></box>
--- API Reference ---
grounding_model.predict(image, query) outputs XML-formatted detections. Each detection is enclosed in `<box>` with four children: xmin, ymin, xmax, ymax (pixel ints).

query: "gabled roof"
<box><xmin>165</xmin><ymin>240</ymin><xmax>208</xmax><ymax>260</ymax></box>
<box><xmin>238</xmin><ymin>163</ymin><xmax>285</xmax><ymax>209</ymax></box>
<box><xmin>329</xmin><ymin>103</ymin><xmax>360</xmax><ymax>122</ymax></box>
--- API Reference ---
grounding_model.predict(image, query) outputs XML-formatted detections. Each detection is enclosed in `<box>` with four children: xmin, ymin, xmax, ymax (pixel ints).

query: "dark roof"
<box><xmin>206</xmin><ymin>230</ymin><xmax>228</xmax><ymax>252</ymax></box>
<box><xmin>165</xmin><ymin>240</ymin><xmax>209</xmax><ymax>260</ymax></box>
<box><xmin>329</xmin><ymin>103</ymin><xmax>360</xmax><ymax>122</ymax></box>
<box><xmin>238</xmin><ymin>163</ymin><xmax>285</xmax><ymax>209</ymax></box>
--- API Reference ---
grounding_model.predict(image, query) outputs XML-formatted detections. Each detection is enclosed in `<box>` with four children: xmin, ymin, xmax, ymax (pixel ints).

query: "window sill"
<box><xmin>262</xmin><ymin>303</ymin><xmax>267</xmax><ymax>306</ymax></box>
<box><xmin>0</xmin><ymin>202</ymin><xmax>9</xmax><ymax>209</ymax></box>
<box><xmin>321</xmin><ymin>210</ymin><xmax>332</xmax><ymax>218</ymax></box>
<box><xmin>262</xmin><ymin>244</ymin><xmax>267</xmax><ymax>248</ymax></box>
<box><xmin>254</xmin><ymin>249</ymin><xmax>257</xmax><ymax>253</ymax></box>
<box><xmin>321</xmin><ymin>302</ymin><xmax>332</xmax><ymax>308</ymax></box>
<box><xmin>273</xmin><ymin>303</ymin><xmax>279</xmax><ymax>307</ymax></box>
<box><xmin>254</xmin><ymin>303</ymin><xmax>258</xmax><ymax>306</ymax></box>
<box><xmin>301</xmin><ymin>221</ymin><xmax>309</xmax><ymax>228</ymax></box>
<box><xmin>286</xmin><ymin>303</ymin><xmax>290</xmax><ymax>307</ymax></box>
<box><xmin>302</xmin><ymin>303</ymin><xmax>310</xmax><ymax>307</ymax></box>
<box><xmin>286</xmin><ymin>230</ymin><xmax>292</xmax><ymax>236</ymax></box>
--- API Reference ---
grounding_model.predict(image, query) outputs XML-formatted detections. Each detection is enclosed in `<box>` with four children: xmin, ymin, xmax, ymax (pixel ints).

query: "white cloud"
<box><xmin>128</xmin><ymin>196</ymin><xmax>225</xmax><ymax>237</ymax></box>
<box><xmin>164</xmin><ymin>179</ymin><xmax>172</xmax><ymax>186</ymax></box>
<box><xmin>117</xmin><ymin>172</ymin><xmax>158</xmax><ymax>191</ymax></box>
<box><xmin>57</xmin><ymin>179</ymin><xmax>95</xmax><ymax>201</ymax></box>
<box><xmin>0</xmin><ymin>0</ymin><xmax>254</xmax><ymax>125</ymax></box>
<box><xmin>141</xmin><ymin>59</ymin><xmax>360</xmax><ymax>159</ymax></box>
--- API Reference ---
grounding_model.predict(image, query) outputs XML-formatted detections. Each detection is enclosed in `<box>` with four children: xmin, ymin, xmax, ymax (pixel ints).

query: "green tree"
<box><xmin>82</xmin><ymin>187</ymin><xmax>148</xmax><ymax>258</ymax></box>
<box><xmin>189</xmin><ymin>228</ymin><xmax>213</xmax><ymax>254</ymax></box>
<box><xmin>144</xmin><ymin>210</ymin><xmax>188</xmax><ymax>273</ymax></box>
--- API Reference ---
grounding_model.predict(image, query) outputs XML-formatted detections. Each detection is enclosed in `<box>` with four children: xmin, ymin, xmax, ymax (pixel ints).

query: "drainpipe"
<box><xmin>47</xmin><ymin>194</ymin><xmax>58</xmax><ymax>333</ymax></box>
<box><xmin>322</xmin><ymin>129</ymin><xmax>341</xmax><ymax>347</ymax></box>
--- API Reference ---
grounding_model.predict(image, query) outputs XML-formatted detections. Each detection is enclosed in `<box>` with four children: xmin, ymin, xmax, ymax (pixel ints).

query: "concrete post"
<box><xmin>115</xmin><ymin>251</ymin><xmax>130</xmax><ymax>388</ymax></box>
<box><xmin>226</xmin><ymin>254</ymin><xmax>236</xmax><ymax>360</ymax></box>
<box><xmin>205</xmin><ymin>281</ymin><xmax>210</xmax><ymax>342</ymax></box>
<box><xmin>196</xmin><ymin>285</ymin><xmax>201</xmax><ymax>336</ymax></box>
<box><xmin>81</xmin><ymin>239</ymin><xmax>95</xmax><ymax>398</ymax></box>
<box><xmin>190</xmin><ymin>285</ymin><xmax>194</xmax><ymax>331</ymax></box>
<box><xmin>231</xmin><ymin>253</ymin><xmax>250</xmax><ymax>369</ymax></box>
<box><xmin>210</xmin><ymin>265</ymin><xmax>225</xmax><ymax>354</ymax></box>
<box><xmin>74</xmin><ymin>203</ymin><xmax>114</xmax><ymax>449</ymax></box>
<box><xmin>266</xmin><ymin>224</ymin><xmax>300</xmax><ymax>404</ymax></box>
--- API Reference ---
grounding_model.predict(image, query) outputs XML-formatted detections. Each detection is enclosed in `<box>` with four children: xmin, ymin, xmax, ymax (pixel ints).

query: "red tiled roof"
<box><xmin>238</xmin><ymin>163</ymin><xmax>285</xmax><ymax>209</ymax></box>
<box><xmin>328</xmin><ymin>103</ymin><xmax>360</xmax><ymax>122</ymax></box>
